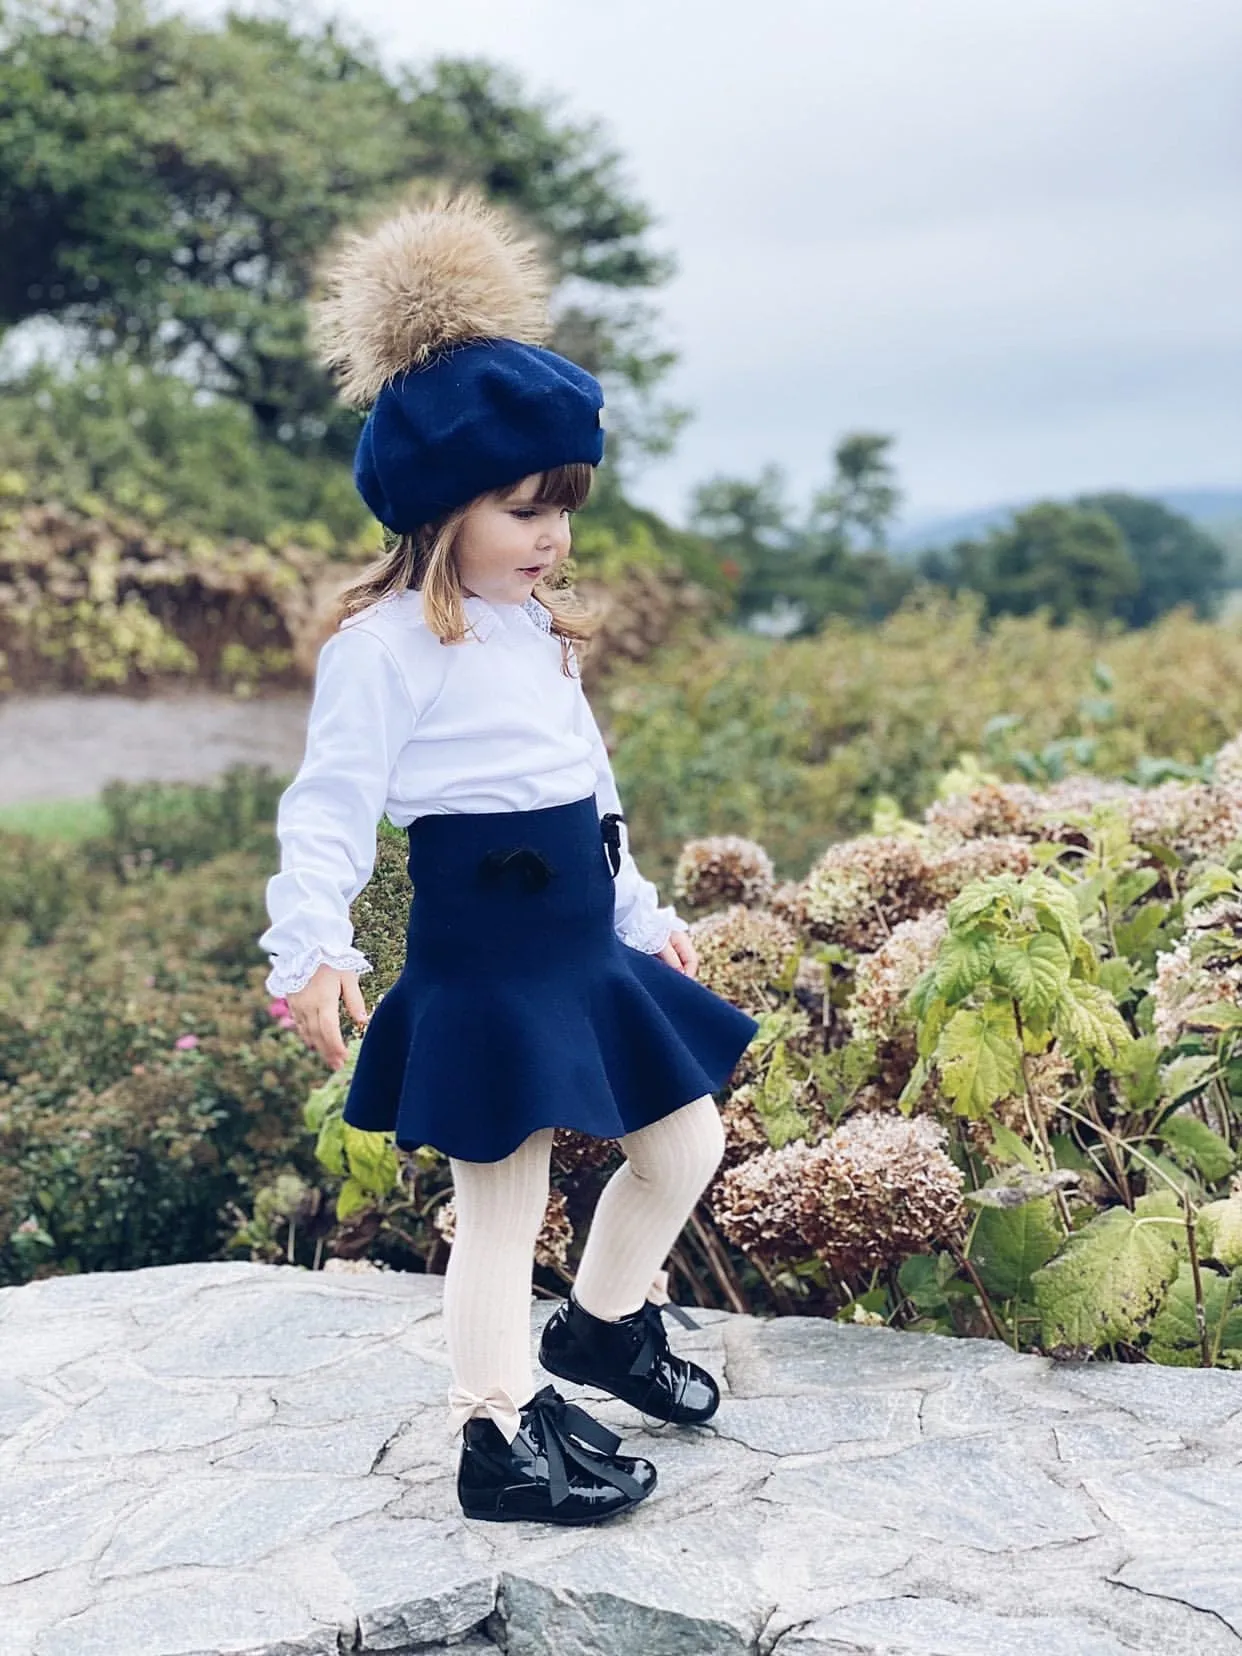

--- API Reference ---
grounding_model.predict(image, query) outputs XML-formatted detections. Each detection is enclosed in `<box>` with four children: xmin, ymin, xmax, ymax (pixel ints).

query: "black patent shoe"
<box><xmin>456</xmin><ymin>1382</ymin><xmax>657</xmax><ymax>1525</ymax></box>
<box><xmin>538</xmin><ymin>1288</ymin><xmax>721</xmax><ymax>1427</ymax></box>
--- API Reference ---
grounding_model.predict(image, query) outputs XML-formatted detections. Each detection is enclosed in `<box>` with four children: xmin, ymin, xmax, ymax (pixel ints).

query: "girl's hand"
<box><xmin>287</xmin><ymin>964</ymin><xmax>369</xmax><ymax>1070</ymax></box>
<box><xmin>657</xmin><ymin>929</ymin><xmax>698</xmax><ymax>978</ymax></box>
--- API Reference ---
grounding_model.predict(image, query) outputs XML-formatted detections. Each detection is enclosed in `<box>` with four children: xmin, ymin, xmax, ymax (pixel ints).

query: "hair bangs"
<box><xmin>495</xmin><ymin>464</ymin><xmax>594</xmax><ymax>512</ymax></box>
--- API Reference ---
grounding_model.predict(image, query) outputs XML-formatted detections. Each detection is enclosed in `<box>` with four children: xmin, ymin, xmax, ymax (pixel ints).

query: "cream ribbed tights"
<box><xmin>442</xmin><ymin>1091</ymin><xmax>726</xmax><ymax>1442</ymax></box>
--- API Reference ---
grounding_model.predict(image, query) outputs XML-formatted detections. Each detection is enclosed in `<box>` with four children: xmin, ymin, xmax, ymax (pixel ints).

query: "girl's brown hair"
<box><xmin>334</xmin><ymin>463</ymin><xmax>601</xmax><ymax>677</ymax></box>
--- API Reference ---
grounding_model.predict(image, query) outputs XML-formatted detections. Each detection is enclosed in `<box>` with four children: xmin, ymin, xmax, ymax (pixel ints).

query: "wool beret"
<box><xmin>353</xmin><ymin>338</ymin><xmax>606</xmax><ymax>534</ymax></box>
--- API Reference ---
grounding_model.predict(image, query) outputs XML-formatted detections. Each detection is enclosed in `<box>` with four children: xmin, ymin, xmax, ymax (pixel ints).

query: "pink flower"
<box><xmin>278</xmin><ymin>1013</ymin><xmax>296</xmax><ymax>1030</ymax></box>
<box><xmin>173</xmin><ymin>1033</ymin><xmax>199</xmax><ymax>1050</ymax></box>
<box><xmin>267</xmin><ymin>997</ymin><xmax>290</xmax><ymax>1019</ymax></box>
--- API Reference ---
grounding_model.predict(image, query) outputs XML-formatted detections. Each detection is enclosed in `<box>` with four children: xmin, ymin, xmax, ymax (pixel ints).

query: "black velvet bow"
<box><xmin>521</xmin><ymin>1383</ymin><xmax>648</xmax><ymax>1507</ymax></box>
<box><xmin>601</xmin><ymin>811</ymin><xmax>626</xmax><ymax>878</ymax></box>
<box><xmin>476</xmin><ymin>845</ymin><xmax>556</xmax><ymax>893</ymax></box>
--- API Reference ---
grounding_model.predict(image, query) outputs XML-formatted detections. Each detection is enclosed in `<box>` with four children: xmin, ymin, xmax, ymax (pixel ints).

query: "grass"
<box><xmin>0</xmin><ymin>796</ymin><xmax>112</xmax><ymax>841</ymax></box>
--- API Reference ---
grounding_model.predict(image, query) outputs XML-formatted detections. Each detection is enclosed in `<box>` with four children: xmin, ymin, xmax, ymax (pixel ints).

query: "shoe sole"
<box><xmin>538</xmin><ymin>1349</ymin><xmax>718</xmax><ymax>1426</ymax></box>
<box><xmin>459</xmin><ymin>1469</ymin><xmax>657</xmax><ymax>1526</ymax></box>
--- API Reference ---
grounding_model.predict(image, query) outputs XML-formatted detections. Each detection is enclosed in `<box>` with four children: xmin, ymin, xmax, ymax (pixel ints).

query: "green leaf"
<box><xmin>897</xmin><ymin>1251</ymin><xmax>956</xmax><ymax>1315</ymax></box>
<box><xmin>343</xmin><ymin>1124</ymin><xmax>400</xmax><ymax>1197</ymax></box>
<box><xmin>945</xmin><ymin>874</ymin><xmax>1019</xmax><ymax>931</ymax></box>
<box><xmin>989</xmin><ymin>1122</ymin><xmax>1041</xmax><ymax>1170</ymax></box>
<box><xmin>1157</xmin><ymin>1113</ymin><xmax>1235</xmax><ymax>1183</ymax></box>
<box><xmin>1052</xmin><ymin>979</ymin><xmax>1132</xmax><ymax>1063</ymax></box>
<box><xmin>1048</xmin><ymin>1131</ymin><xmax>1094</xmax><ymax>1172</ymax></box>
<box><xmin>915</xmin><ymin>993</ymin><xmax>953</xmax><ymax>1060</ymax></box>
<box><xmin>1114</xmin><ymin>902</ymin><xmax>1171</xmax><ymax>958</ymax></box>
<box><xmin>1158</xmin><ymin>1054</ymin><xmax>1220</xmax><ymax>1104</ymax></box>
<box><xmin>935</xmin><ymin>1000</ymin><xmax>1024</xmax><ymax>1118</ymax></box>
<box><xmin>971</xmin><ymin>1196</ymin><xmax>1063</xmax><ymax>1301</ymax></box>
<box><xmin>1145</xmin><ymin>1262</ymin><xmax>1242</xmax><ymax>1367</ymax></box>
<box><xmin>313</xmin><ymin>1112</ymin><xmax>347</xmax><ymax>1178</ymax></box>
<box><xmin>931</xmin><ymin>930</ymin><xmax>995</xmax><ymax>1001</ymax></box>
<box><xmin>1135</xmin><ymin>1149</ymin><xmax>1202</xmax><ymax>1199</ymax></box>
<box><xmin>1181</xmin><ymin>1000</ymin><xmax>1242</xmax><ymax>1031</ymax></box>
<box><xmin>1182</xmin><ymin>865</ymin><xmax>1238</xmax><ymax>911</ymax></box>
<box><xmin>1097</xmin><ymin>957</ymin><xmax>1138</xmax><ymax>999</ymax></box>
<box><xmin>335</xmin><ymin>1177</ymin><xmax>371</xmax><ymax>1221</ymax></box>
<box><xmin>1112</xmin><ymin>867</ymin><xmax>1161</xmax><ymax>910</ymax></box>
<box><xmin>897</xmin><ymin>1054</ymin><xmax>930</xmax><ymax>1116</ymax></box>
<box><xmin>1031</xmin><ymin>1201</ymin><xmax>1183</xmax><ymax>1351</ymax></box>
<box><xmin>1026</xmin><ymin>874</ymin><xmax>1083</xmax><ymax>953</ymax></box>
<box><xmin>992</xmin><ymin>933</ymin><xmax>1070</xmax><ymax>1017</ymax></box>
<box><xmin>1197</xmin><ymin>1197</ymin><xmax>1242</xmax><ymax>1268</ymax></box>
<box><xmin>1112</xmin><ymin>1032</ymin><xmax>1163</xmax><ymax>1111</ymax></box>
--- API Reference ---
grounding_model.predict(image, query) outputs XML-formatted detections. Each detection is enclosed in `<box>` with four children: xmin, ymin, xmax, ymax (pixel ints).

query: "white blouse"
<box><xmin>258</xmin><ymin>588</ymin><xmax>690</xmax><ymax>998</ymax></box>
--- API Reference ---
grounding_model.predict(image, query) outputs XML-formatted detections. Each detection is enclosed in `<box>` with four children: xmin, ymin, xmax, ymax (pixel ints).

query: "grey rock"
<box><xmin>0</xmin><ymin>1467</ymin><xmax>144</xmax><ymax>1586</ymax></box>
<box><xmin>762</xmin><ymin>1433</ymin><xmax>1100</xmax><ymax>1552</ymax></box>
<box><xmin>779</xmin><ymin>1595</ymin><xmax>1139</xmax><ymax>1655</ymax></box>
<box><xmin>34</xmin><ymin>1573</ymin><xmax>337</xmax><ymax>1656</ymax></box>
<box><xmin>93</xmin><ymin>1470</ymin><xmax>399</xmax><ymax>1579</ymax></box>
<box><xmin>0</xmin><ymin>1260</ymin><xmax>1238</xmax><ymax>1656</ymax></box>
<box><xmin>1110</xmin><ymin>1547</ymin><xmax>1242</xmax><ymax>1638</ymax></box>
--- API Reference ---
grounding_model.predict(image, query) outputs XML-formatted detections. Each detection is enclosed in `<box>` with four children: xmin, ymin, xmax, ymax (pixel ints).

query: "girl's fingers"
<box><xmin>341</xmin><ymin>974</ymin><xmax>369</xmax><ymax>1029</ymax></box>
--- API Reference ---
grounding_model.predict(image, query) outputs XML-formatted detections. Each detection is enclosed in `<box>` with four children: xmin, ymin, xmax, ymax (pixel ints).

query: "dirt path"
<box><xmin>0</xmin><ymin>691</ymin><xmax>312</xmax><ymax>805</ymax></box>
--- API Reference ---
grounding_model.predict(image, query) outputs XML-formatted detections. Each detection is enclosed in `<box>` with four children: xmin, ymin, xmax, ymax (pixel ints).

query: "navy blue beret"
<box><xmin>353</xmin><ymin>338</ymin><xmax>606</xmax><ymax>534</ymax></box>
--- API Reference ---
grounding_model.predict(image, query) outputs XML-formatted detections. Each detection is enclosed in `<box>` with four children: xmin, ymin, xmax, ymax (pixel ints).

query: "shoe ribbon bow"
<box><xmin>600</xmin><ymin>812</ymin><xmax>625</xmax><ymax>878</ymax></box>
<box><xmin>521</xmin><ymin>1383</ymin><xmax>649</xmax><ymax>1507</ymax></box>
<box><xmin>447</xmin><ymin>1381</ymin><xmax>524</xmax><ymax>1443</ymax></box>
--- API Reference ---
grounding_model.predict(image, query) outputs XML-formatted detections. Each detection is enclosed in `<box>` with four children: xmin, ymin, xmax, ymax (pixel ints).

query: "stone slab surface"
<box><xmin>1</xmin><ymin>1260</ymin><xmax>1240</xmax><ymax>1655</ymax></box>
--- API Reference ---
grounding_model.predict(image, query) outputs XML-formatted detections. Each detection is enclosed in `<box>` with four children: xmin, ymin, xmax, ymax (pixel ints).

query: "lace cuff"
<box><xmin>264</xmin><ymin>946</ymin><xmax>373</xmax><ymax>999</ymax></box>
<box><xmin>447</xmin><ymin>1381</ymin><xmax>524</xmax><ymax>1444</ymax></box>
<box><xmin>616</xmin><ymin>904</ymin><xmax>691</xmax><ymax>955</ymax></box>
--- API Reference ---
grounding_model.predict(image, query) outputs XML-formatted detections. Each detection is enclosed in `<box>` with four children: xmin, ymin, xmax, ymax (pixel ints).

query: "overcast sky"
<box><xmin>193</xmin><ymin>0</ymin><xmax>1240</xmax><ymax>529</ymax></box>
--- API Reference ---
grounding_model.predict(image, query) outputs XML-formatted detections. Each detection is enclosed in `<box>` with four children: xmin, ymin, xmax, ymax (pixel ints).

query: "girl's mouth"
<box><xmin>519</xmin><ymin>566</ymin><xmax>544</xmax><ymax>577</ymax></box>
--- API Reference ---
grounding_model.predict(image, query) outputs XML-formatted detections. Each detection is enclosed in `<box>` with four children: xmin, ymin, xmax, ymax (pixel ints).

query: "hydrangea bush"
<box><xmin>237</xmin><ymin>733</ymin><xmax>1242</xmax><ymax>1367</ymax></box>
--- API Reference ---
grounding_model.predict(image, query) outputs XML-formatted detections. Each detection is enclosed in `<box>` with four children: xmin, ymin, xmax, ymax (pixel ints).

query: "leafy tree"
<box><xmin>687</xmin><ymin>464</ymin><xmax>797</xmax><ymax>621</ymax></box>
<box><xmin>920</xmin><ymin>502</ymin><xmax>1140</xmax><ymax>627</ymax></box>
<box><xmin>689</xmin><ymin>434</ymin><xmax>913</xmax><ymax>634</ymax></box>
<box><xmin>1077</xmin><ymin>492</ymin><xmax>1226</xmax><ymax>626</ymax></box>
<box><xmin>809</xmin><ymin>433</ymin><xmax>902</xmax><ymax>555</ymax></box>
<box><xmin>0</xmin><ymin>0</ymin><xmax>680</xmax><ymax>461</ymax></box>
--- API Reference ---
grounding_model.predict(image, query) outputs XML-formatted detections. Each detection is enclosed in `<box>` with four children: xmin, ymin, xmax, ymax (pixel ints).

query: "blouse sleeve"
<box><xmin>571</xmin><ymin>664</ymin><xmax>691</xmax><ymax>955</ymax></box>
<box><xmin>258</xmin><ymin>626</ymin><xmax>417</xmax><ymax>998</ymax></box>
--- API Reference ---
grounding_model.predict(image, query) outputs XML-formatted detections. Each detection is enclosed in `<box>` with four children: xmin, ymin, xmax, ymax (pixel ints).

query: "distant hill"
<box><xmin>891</xmin><ymin>488</ymin><xmax>1242</xmax><ymax>558</ymax></box>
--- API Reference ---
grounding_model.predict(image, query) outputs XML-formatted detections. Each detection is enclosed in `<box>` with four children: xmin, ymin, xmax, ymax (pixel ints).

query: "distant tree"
<box><xmin>1076</xmin><ymin>492</ymin><xmax>1226</xmax><ymax>625</ymax></box>
<box><xmin>809</xmin><ymin>433</ymin><xmax>902</xmax><ymax>554</ymax></box>
<box><xmin>687</xmin><ymin>464</ymin><xmax>797</xmax><ymax>620</ymax></box>
<box><xmin>689</xmin><ymin>434</ymin><xmax>914</xmax><ymax>633</ymax></box>
<box><xmin>920</xmin><ymin>502</ymin><xmax>1139</xmax><ymax>626</ymax></box>
<box><xmin>0</xmin><ymin>1</ymin><xmax>680</xmax><ymax>462</ymax></box>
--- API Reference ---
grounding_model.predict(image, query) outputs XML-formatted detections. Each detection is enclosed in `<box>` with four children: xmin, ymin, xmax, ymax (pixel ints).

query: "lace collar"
<box><xmin>462</xmin><ymin>592</ymin><xmax>553</xmax><ymax>641</ymax></box>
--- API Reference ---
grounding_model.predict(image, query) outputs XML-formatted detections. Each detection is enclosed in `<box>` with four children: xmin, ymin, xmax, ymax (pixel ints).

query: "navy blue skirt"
<box><xmin>341</xmin><ymin>792</ymin><xmax>760</xmax><ymax>1162</ymax></box>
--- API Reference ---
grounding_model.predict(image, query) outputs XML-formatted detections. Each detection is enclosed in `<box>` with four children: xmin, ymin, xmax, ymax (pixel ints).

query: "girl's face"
<box><xmin>455</xmin><ymin>473</ymin><xmax>574</xmax><ymax>606</ymax></box>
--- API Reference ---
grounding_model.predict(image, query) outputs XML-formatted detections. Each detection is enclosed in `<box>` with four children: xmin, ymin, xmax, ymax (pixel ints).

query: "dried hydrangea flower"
<box><xmin>800</xmin><ymin>834</ymin><xmax>933</xmax><ymax>951</ymax></box>
<box><xmin>686</xmin><ymin>902</ymin><xmax>801</xmax><ymax>1005</ymax></box>
<box><xmin>847</xmin><ymin>911</ymin><xmax>947</xmax><ymax>1046</ymax></box>
<box><xmin>709</xmin><ymin>1137</ymin><xmax>815</xmax><ymax>1263</ymax></box>
<box><xmin>672</xmin><ymin>834</ymin><xmax>776</xmax><ymax>910</ymax></box>
<box><xmin>434</xmin><ymin>1189</ymin><xmax>574</xmax><ymax>1272</ymax></box>
<box><xmin>924</xmin><ymin>836</ymin><xmax>1036</xmax><ymax>902</ymax></box>
<box><xmin>1211</xmin><ymin>732</ymin><xmax>1242</xmax><ymax>790</ymax></box>
<box><xmin>796</xmin><ymin>1112</ymin><xmax>967</xmax><ymax>1275</ymax></box>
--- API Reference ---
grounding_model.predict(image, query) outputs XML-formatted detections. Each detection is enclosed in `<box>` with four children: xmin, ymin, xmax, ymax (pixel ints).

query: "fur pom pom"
<box><xmin>312</xmin><ymin>190</ymin><xmax>552</xmax><ymax>407</ymax></box>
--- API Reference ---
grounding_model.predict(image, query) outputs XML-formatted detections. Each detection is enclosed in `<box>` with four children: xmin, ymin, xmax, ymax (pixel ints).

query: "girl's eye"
<box><xmin>510</xmin><ymin>508</ymin><xmax>537</xmax><ymax>520</ymax></box>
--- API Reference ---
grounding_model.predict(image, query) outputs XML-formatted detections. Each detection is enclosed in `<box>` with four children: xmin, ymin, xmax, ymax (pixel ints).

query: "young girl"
<box><xmin>258</xmin><ymin>194</ymin><xmax>760</xmax><ymax>1527</ymax></box>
